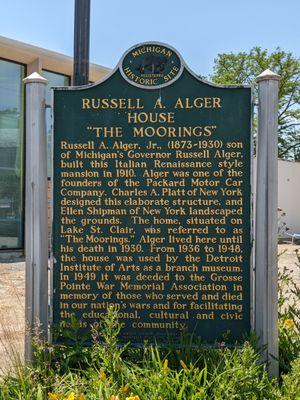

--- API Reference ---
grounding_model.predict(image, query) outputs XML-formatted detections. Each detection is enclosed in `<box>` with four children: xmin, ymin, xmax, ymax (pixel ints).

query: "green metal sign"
<box><xmin>53</xmin><ymin>42</ymin><xmax>252</xmax><ymax>345</ymax></box>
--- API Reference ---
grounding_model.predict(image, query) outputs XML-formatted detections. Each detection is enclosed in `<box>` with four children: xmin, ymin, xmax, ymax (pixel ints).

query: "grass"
<box><xmin>0</xmin><ymin>249</ymin><xmax>299</xmax><ymax>399</ymax></box>
<box><xmin>0</xmin><ymin>312</ymin><xmax>281</xmax><ymax>400</ymax></box>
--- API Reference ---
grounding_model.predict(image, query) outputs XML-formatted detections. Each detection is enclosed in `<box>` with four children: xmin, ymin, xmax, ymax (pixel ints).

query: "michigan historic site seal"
<box><xmin>120</xmin><ymin>42</ymin><xmax>183</xmax><ymax>89</ymax></box>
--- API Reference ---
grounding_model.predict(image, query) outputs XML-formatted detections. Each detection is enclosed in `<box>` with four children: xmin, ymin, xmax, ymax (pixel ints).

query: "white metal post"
<box><xmin>255</xmin><ymin>69</ymin><xmax>280</xmax><ymax>378</ymax></box>
<box><xmin>24</xmin><ymin>72</ymin><xmax>48</xmax><ymax>362</ymax></box>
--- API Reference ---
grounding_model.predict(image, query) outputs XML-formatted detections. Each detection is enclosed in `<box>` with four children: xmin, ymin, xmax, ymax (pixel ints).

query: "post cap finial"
<box><xmin>23</xmin><ymin>72</ymin><xmax>48</xmax><ymax>85</ymax></box>
<box><xmin>256</xmin><ymin>69</ymin><xmax>280</xmax><ymax>83</ymax></box>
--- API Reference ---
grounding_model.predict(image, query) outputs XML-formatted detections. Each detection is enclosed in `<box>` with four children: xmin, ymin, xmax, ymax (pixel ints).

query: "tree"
<box><xmin>211</xmin><ymin>47</ymin><xmax>300</xmax><ymax>160</ymax></box>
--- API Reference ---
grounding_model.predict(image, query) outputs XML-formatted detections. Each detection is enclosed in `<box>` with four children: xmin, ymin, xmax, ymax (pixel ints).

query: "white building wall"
<box><xmin>253</xmin><ymin>159</ymin><xmax>300</xmax><ymax>236</ymax></box>
<box><xmin>277</xmin><ymin>159</ymin><xmax>300</xmax><ymax>235</ymax></box>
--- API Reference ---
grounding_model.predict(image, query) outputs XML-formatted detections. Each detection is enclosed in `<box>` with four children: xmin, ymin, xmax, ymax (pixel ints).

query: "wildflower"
<box><xmin>110</xmin><ymin>396</ymin><xmax>119</xmax><ymax>400</ymax></box>
<box><xmin>78</xmin><ymin>394</ymin><xmax>84</xmax><ymax>400</ymax></box>
<box><xmin>180</xmin><ymin>359</ymin><xmax>188</xmax><ymax>370</ymax></box>
<box><xmin>120</xmin><ymin>383</ymin><xmax>130</xmax><ymax>394</ymax></box>
<box><xmin>29</xmin><ymin>371</ymin><xmax>37</xmax><ymax>380</ymax></box>
<box><xmin>55</xmin><ymin>361</ymin><xmax>61</xmax><ymax>370</ymax></box>
<box><xmin>48</xmin><ymin>394</ymin><xmax>58</xmax><ymax>400</ymax></box>
<box><xmin>63</xmin><ymin>393</ymin><xmax>75</xmax><ymax>400</ymax></box>
<box><xmin>126</xmin><ymin>396</ymin><xmax>140</xmax><ymax>400</ymax></box>
<box><xmin>99</xmin><ymin>367</ymin><xmax>107</xmax><ymax>382</ymax></box>
<box><xmin>91</xmin><ymin>326</ymin><xmax>100</xmax><ymax>344</ymax></box>
<box><xmin>284</xmin><ymin>319</ymin><xmax>295</xmax><ymax>328</ymax></box>
<box><xmin>163</xmin><ymin>359</ymin><xmax>169</xmax><ymax>371</ymax></box>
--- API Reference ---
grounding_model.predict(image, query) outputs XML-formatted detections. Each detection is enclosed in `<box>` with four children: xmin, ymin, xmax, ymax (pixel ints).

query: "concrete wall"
<box><xmin>254</xmin><ymin>158</ymin><xmax>300</xmax><ymax>236</ymax></box>
<box><xmin>278</xmin><ymin>159</ymin><xmax>300</xmax><ymax>235</ymax></box>
<box><xmin>0</xmin><ymin>35</ymin><xmax>111</xmax><ymax>82</ymax></box>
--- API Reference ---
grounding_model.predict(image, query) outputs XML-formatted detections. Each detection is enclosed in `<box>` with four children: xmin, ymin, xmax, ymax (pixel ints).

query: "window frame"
<box><xmin>0</xmin><ymin>57</ymin><xmax>27</xmax><ymax>251</ymax></box>
<box><xmin>41</xmin><ymin>69</ymin><xmax>71</xmax><ymax>92</ymax></box>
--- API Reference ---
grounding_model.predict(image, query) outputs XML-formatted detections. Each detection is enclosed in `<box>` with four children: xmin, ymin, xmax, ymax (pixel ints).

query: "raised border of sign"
<box><xmin>50</xmin><ymin>41</ymin><xmax>255</xmax><ymax>342</ymax></box>
<box><xmin>52</xmin><ymin>41</ymin><xmax>252</xmax><ymax>92</ymax></box>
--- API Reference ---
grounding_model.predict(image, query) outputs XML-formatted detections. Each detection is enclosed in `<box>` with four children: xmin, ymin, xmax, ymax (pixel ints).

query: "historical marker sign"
<box><xmin>52</xmin><ymin>42</ymin><xmax>252</xmax><ymax>345</ymax></box>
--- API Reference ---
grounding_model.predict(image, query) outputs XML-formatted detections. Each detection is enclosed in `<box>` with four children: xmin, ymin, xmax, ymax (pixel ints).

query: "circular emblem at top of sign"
<box><xmin>120</xmin><ymin>42</ymin><xmax>183</xmax><ymax>89</ymax></box>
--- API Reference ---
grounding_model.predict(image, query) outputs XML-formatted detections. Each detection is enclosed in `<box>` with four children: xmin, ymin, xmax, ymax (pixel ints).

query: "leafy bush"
<box><xmin>1</xmin><ymin>250</ymin><xmax>300</xmax><ymax>399</ymax></box>
<box><xmin>0</xmin><ymin>307</ymin><xmax>283</xmax><ymax>400</ymax></box>
<box><xmin>278</xmin><ymin>249</ymin><xmax>300</xmax><ymax>373</ymax></box>
<box><xmin>280</xmin><ymin>355</ymin><xmax>300</xmax><ymax>399</ymax></box>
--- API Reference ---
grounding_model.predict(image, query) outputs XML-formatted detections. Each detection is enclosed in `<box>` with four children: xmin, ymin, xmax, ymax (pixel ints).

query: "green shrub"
<box><xmin>280</xmin><ymin>356</ymin><xmax>300</xmax><ymax>399</ymax></box>
<box><xmin>1</xmin><ymin>251</ymin><xmax>300</xmax><ymax>400</ymax></box>
<box><xmin>0</xmin><ymin>307</ymin><xmax>284</xmax><ymax>400</ymax></box>
<box><xmin>278</xmin><ymin>249</ymin><xmax>300</xmax><ymax>373</ymax></box>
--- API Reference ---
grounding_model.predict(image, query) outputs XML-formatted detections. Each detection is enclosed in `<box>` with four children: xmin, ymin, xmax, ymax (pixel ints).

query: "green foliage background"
<box><xmin>211</xmin><ymin>47</ymin><xmax>300</xmax><ymax>160</ymax></box>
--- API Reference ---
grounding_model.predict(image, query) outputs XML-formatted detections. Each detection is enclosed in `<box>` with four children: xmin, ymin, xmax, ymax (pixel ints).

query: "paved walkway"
<box><xmin>0</xmin><ymin>262</ymin><xmax>24</xmax><ymax>374</ymax></box>
<box><xmin>0</xmin><ymin>244</ymin><xmax>299</xmax><ymax>374</ymax></box>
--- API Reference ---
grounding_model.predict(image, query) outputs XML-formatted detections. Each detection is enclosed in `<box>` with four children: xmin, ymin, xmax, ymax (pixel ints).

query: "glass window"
<box><xmin>41</xmin><ymin>70</ymin><xmax>70</xmax><ymax>177</ymax></box>
<box><xmin>0</xmin><ymin>59</ymin><xmax>25</xmax><ymax>249</ymax></box>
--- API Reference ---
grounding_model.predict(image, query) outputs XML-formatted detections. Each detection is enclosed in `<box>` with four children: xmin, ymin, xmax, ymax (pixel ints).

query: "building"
<box><xmin>277</xmin><ymin>159</ymin><xmax>300</xmax><ymax>236</ymax></box>
<box><xmin>0</xmin><ymin>36</ymin><xmax>299</xmax><ymax>260</ymax></box>
<box><xmin>0</xmin><ymin>35</ymin><xmax>110</xmax><ymax>259</ymax></box>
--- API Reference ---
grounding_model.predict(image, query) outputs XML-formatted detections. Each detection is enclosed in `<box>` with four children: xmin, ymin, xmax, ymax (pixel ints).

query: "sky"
<box><xmin>0</xmin><ymin>0</ymin><xmax>299</xmax><ymax>76</ymax></box>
